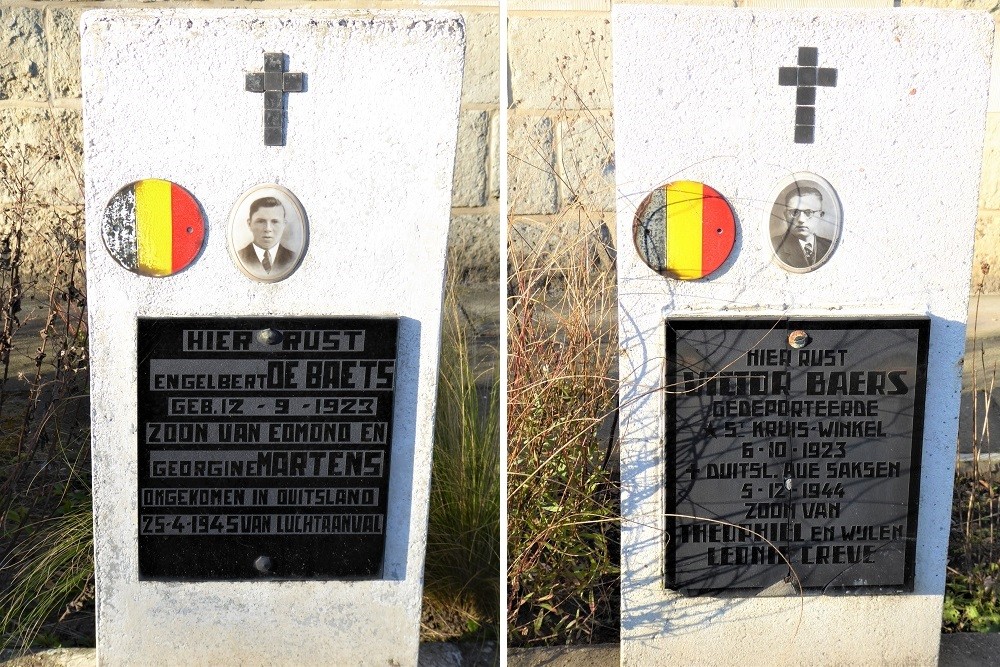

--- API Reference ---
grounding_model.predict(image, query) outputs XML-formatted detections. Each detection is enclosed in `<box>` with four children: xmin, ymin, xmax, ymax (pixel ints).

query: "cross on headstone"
<box><xmin>778</xmin><ymin>47</ymin><xmax>837</xmax><ymax>144</ymax></box>
<box><xmin>245</xmin><ymin>53</ymin><xmax>305</xmax><ymax>146</ymax></box>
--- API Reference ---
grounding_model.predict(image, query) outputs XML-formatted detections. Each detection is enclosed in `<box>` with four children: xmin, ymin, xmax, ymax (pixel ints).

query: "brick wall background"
<box><xmin>0</xmin><ymin>1</ymin><xmax>499</xmax><ymax>286</ymax></box>
<box><xmin>508</xmin><ymin>0</ymin><xmax>1000</xmax><ymax>293</ymax></box>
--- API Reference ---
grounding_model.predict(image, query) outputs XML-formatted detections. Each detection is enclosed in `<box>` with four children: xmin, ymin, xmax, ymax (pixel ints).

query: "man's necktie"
<box><xmin>262</xmin><ymin>249</ymin><xmax>272</xmax><ymax>273</ymax></box>
<box><xmin>804</xmin><ymin>242</ymin><xmax>813</xmax><ymax>264</ymax></box>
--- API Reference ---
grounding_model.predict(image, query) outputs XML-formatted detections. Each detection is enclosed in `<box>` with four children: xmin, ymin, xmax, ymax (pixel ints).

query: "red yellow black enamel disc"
<box><xmin>632</xmin><ymin>180</ymin><xmax>736</xmax><ymax>280</ymax></box>
<box><xmin>101</xmin><ymin>179</ymin><xmax>205</xmax><ymax>277</ymax></box>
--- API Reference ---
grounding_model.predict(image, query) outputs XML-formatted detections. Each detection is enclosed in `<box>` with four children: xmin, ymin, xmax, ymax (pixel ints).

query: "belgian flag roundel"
<box><xmin>101</xmin><ymin>180</ymin><xmax>205</xmax><ymax>277</ymax></box>
<box><xmin>632</xmin><ymin>181</ymin><xmax>736</xmax><ymax>280</ymax></box>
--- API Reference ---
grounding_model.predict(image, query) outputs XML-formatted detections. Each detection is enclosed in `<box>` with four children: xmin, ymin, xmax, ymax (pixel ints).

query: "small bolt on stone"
<box><xmin>788</xmin><ymin>330</ymin><xmax>810</xmax><ymax>349</ymax></box>
<box><xmin>256</xmin><ymin>328</ymin><xmax>282</xmax><ymax>345</ymax></box>
<box><xmin>254</xmin><ymin>555</ymin><xmax>273</xmax><ymax>574</ymax></box>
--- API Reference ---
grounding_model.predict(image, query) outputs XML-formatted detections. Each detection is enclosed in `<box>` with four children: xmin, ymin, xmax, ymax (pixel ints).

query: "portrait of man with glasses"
<box><xmin>769</xmin><ymin>180</ymin><xmax>839</xmax><ymax>271</ymax></box>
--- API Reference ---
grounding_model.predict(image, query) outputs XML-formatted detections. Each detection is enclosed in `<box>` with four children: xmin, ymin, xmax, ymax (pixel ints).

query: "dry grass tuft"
<box><xmin>507</xmin><ymin>219</ymin><xmax>619</xmax><ymax>646</ymax></box>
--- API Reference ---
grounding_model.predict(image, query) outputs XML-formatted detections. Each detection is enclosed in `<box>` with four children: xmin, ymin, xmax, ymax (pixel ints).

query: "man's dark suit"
<box><xmin>770</xmin><ymin>234</ymin><xmax>832</xmax><ymax>269</ymax></box>
<box><xmin>237</xmin><ymin>243</ymin><xmax>295</xmax><ymax>276</ymax></box>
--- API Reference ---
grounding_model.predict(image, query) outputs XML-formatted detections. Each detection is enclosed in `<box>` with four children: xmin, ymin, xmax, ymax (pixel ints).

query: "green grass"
<box><xmin>423</xmin><ymin>284</ymin><xmax>501</xmax><ymax>640</ymax></box>
<box><xmin>0</xmin><ymin>495</ymin><xmax>94</xmax><ymax>653</ymax></box>
<box><xmin>944</xmin><ymin>473</ymin><xmax>1000</xmax><ymax>633</ymax></box>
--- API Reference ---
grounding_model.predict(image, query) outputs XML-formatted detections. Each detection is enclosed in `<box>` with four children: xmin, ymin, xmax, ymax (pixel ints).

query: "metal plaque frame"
<box><xmin>664</xmin><ymin>317</ymin><xmax>929</xmax><ymax>595</ymax></box>
<box><xmin>137</xmin><ymin>316</ymin><xmax>398</xmax><ymax>580</ymax></box>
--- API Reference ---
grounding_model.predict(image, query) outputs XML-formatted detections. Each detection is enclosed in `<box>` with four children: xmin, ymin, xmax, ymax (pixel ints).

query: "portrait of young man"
<box><xmin>229</xmin><ymin>186</ymin><xmax>307</xmax><ymax>282</ymax></box>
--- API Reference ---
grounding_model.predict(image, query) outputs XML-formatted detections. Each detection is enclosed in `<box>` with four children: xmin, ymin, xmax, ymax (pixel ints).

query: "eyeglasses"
<box><xmin>785</xmin><ymin>209</ymin><xmax>822</xmax><ymax>219</ymax></box>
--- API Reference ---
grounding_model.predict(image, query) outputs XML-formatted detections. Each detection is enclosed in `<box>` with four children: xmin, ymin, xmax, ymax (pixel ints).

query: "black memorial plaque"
<box><xmin>137</xmin><ymin>317</ymin><xmax>397</xmax><ymax>579</ymax></box>
<box><xmin>665</xmin><ymin>318</ymin><xmax>928</xmax><ymax>594</ymax></box>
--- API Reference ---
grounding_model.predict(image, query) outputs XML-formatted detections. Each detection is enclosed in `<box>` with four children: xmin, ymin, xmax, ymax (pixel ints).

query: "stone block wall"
<box><xmin>0</xmin><ymin>4</ymin><xmax>85</xmax><ymax>286</ymax></box>
<box><xmin>508</xmin><ymin>0</ymin><xmax>1000</xmax><ymax>293</ymax></box>
<box><xmin>0</xmin><ymin>1</ymin><xmax>499</xmax><ymax>286</ymax></box>
<box><xmin>507</xmin><ymin>11</ymin><xmax>617</xmax><ymax>265</ymax></box>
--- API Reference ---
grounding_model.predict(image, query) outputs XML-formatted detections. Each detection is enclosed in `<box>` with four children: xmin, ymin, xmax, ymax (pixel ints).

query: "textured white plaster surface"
<box><xmin>612</xmin><ymin>7</ymin><xmax>992</xmax><ymax>666</ymax></box>
<box><xmin>81</xmin><ymin>10</ymin><xmax>463</xmax><ymax>666</ymax></box>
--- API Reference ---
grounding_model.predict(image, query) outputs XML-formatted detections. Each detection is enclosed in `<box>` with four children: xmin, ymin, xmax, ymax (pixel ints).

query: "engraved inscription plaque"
<box><xmin>137</xmin><ymin>317</ymin><xmax>397</xmax><ymax>579</ymax></box>
<box><xmin>665</xmin><ymin>318</ymin><xmax>928</xmax><ymax>594</ymax></box>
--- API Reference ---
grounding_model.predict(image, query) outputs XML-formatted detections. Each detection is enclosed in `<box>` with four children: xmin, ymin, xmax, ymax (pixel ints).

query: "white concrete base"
<box><xmin>82</xmin><ymin>10</ymin><xmax>464</xmax><ymax>666</ymax></box>
<box><xmin>612</xmin><ymin>7</ymin><xmax>992</xmax><ymax>666</ymax></box>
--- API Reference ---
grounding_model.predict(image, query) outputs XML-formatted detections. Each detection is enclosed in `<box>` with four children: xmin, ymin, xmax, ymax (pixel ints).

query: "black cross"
<box><xmin>778</xmin><ymin>47</ymin><xmax>837</xmax><ymax>144</ymax></box>
<box><xmin>685</xmin><ymin>462</ymin><xmax>700</xmax><ymax>480</ymax></box>
<box><xmin>245</xmin><ymin>53</ymin><xmax>305</xmax><ymax>147</ymax></box>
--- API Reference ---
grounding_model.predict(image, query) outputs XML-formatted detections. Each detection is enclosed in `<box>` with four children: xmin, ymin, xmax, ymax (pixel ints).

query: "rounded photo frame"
<box><xmin>765</xmin><ymin>172</ymin><xmax>842</xmax><ymax>274</ymax></box>
<box><xmin>228</xmin><ymin>184</ymin><xmax>308</xmax><ymax>283</ymax></box>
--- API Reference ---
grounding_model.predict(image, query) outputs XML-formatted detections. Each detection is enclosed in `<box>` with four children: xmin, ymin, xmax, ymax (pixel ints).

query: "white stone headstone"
<box><xmin>82</xmin><ymin>10</ymin><xmax>464</xmax><ymax>665</ymax></box>
<box><xmin>613</xmin><ymin>7</ymin><xmax>992</xmax><ymax>665</ymax></box>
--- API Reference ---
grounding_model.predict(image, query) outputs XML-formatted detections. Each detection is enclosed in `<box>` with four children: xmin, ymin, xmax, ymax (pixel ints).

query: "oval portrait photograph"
<box><xmin>228</xmin><ymin>184</ymin><xmax>308</xmax><ymax>283</ymax></box>
<box><xmin>766</xmin><ymin>172</ymin><xmax>842</xmax><ymax>273</ymax></box>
